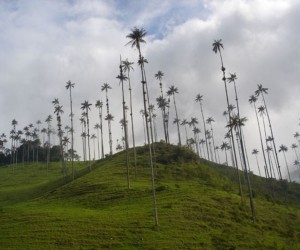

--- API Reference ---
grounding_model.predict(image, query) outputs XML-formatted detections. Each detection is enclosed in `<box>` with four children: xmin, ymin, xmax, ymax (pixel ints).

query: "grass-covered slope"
<box><xmin>0</xmin><ymin>143</ymin><xmax>299</xmax><ymax>249</ymax></box>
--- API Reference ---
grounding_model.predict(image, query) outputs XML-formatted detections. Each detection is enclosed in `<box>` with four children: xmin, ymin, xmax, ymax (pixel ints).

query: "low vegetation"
<box><xmin>0</xmin><ymin>143</ymin><xmax>299</xmax><ymax>249</ymax></box>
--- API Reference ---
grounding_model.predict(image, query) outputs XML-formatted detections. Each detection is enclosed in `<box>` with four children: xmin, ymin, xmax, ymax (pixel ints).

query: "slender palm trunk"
<box><xmin>261</xmin><ymin>94</ymin><xmax>282</xmax><ymax>180</ymax></box>
<box><xmin>199</xmin><ymin>103</ymin><xmax>210</xmax><ymax>160</ymax></box>
<box><xmin>159</xmin><ymin>82</ymin><xmax>168</xmax><ymax>143</ymax></box>
<box><xmin>96</xmin><ymin>128</ymin><xmax>100</xmax><ymax>159</ymax></box>
<box><xmin>253</xmin><ymin>103</ymin><xmax>270</xmax><ymax>179</ymax></box>
<box><xmin>127</xmin><ymin>71</ymin><xmax>137</xmax><ymax>179</ymax></box>
<box><xmin>86</xmin><ymin>111</ymin><xmax>91</xmax><ymax>167</ymax></box>
<box><xmin>255</xmin><ymin>155</ymin><xmax>262</xmax><ymax>177</ymax></box>
<box><xmin>217</xmin><ymin>48</ymin><xmax>244</xmax><ymax>205</ymax></box>
<box><xmin>172</xmin><ymin>95</ymin><xmax>181</xmax><ymax>146</ymax></box>
<box><xmin>137</xmin><ymin>44</ymin><xmax>158</xmax><ymax>226</ymax></box>
<box><xmin>120</xmin><ymin>62</ymin><xmax>130</xmax><ymax>190</ymax></box>
<box><xmin>69</xmin><ymin>88</ymin><xmax>75</xmax><ymax>180</ymax></box>
<box><xmin>282</xmin><ymin>152</ymin><xmax>291</xmax><ymax>182</ymax></box>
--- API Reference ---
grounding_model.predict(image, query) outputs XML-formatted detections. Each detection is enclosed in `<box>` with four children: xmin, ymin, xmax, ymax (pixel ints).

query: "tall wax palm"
<box><xmin>167</xmin><ymin>85</ymin><xmax>181</xmax><ymax>145</ymax></box>
<box><xmin>258</xmin><ymin>105</ymin><xmax>273</xmax><ymax>179</ymax></box>
<box><xmin>227</xmin><ymin>114</ymin><xmax>256</xmax><ymax>222</ymax></box>
<box><xmin>36</xmin><ymin>120</ymin><xmax>41</xmax><ymax>163</ymax></box>
<box><xmin>45</xmin><ymin>115</ymin><xmax>52</xmax><ymax>173</ymax></box>
<box><xmin>95</xmin><ymin>100</ymin><xmax>104</xmax><ymax>158</ymax></box>
<box><xmin>117</xmin><ymin>59</ymin><xmax>131</xmax><ymax>188</ymax></box>
<box><xmin>156</xmin><ymin>96</ymin><xmax>169</xmax><ymax>142</ymax></box>
<box><xmin>81</xmin><ymin>100</ymin><xmax>92</xmax><ymax>166</ymax></box>
<box><xmin>220</xmin><ymin>141</ymin><xmax>229</xmax><ymax>165</ymax></box>
<box><xmin>189</xmin><ymin>117</ymin><xmax>200</xmax><ymax>156</ymax></box>
<box><xmin>53</xmin><ymin>101</ymin><xmax>67</xmax><ymax>177</ymax></box>
<box><xmin>105</xmin><ymin>113</ymin><xmax>114</xmax><ymax>155</ymax></box>
<box><xmin>126</xmin><ymin>27</ymin><xmax>158</xmax><ymax>226</ymax></box>
<box><xmin>255</xmin><ymin>84</ymin><xmax>282</xmax><ymax>180</ymax></box>
<box><xmin>140</xmin><ymin>109</ymin><xmax>147</xmax><ymax>144</ymax></box>
<box><xmin>66</xmin><ymin>80</ymin><xmax>75</xmax><ymax>180</ymax></box>
<box><xmin>180</xmin><ymin>119</ymin><xmax>189</xmax><ymax>146</ymax></box>
<box><xmin>152</xmin><ymin>113</ymin><xmax>158</xmax><ymax>142</ymax></box>
<box><xmin>91</xmin><ymin>134</ymin><xmax>96</xmax><ymax>160</ymax></box>
<box><xmin>155</xmin><ymin>71</ymin><xmax>168</xmax><ymax>143</ymax></box>
<box><xmin>252</xmin><ymin>149</ymin><xmax>262</xmax><ymax>177</ymax></box>
<box><xmin>291</xmin><ymin>143</ymin><xmax>299</xmax><ymax>163</ymax></box>
<box><xmin>94</xmin><ymin>124</ymin><xmax>101</xmax><ymax>159</ymax></box>
<box><xmin>249</xmin><ymin>95</ymin><xmax>270</xmax><ymax>179</ymax></box>
<box><xmin>122</xmin><ymin>58</ymin><xmax>137</xmax><ymax>177</ymax></box>
<box><xmin>213</xmin><ymin>39</ymin><xmax>244</xmax><ymax>207</ymax></box>
<box><xmin>79</xmin><ymin>116</ymin><xmax>87</xmax><ymax>161</ymax></box>
<box><xmin>101</xmin><ymin>83</ymin><xmax>113</xmax><ymax>156</ymax></box>
<box><xmin>293</xmin><ymin>160</ymin><xmax>300</xmax><ymax>179</ymax></box>
<box><xmin>206</xmin><ymin>117</ymin><xmax>217</xmax><ymax>162</ymax></box>
<box><xmin>278</xmin><ymin>145</ymin><xmax>291</xmax><ymax>182</ymax></box>
<box><xmin>195</xmin><ymin>94</ymin><xmax>210</xmax><ymax>160</ymax></box>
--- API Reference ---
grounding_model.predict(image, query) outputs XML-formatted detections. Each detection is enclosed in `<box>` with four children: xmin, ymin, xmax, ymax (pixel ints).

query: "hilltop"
<box><xmin>0</xmin><ymin>143</ymin><xmax>300</xmax><ymax>249</ymax></box>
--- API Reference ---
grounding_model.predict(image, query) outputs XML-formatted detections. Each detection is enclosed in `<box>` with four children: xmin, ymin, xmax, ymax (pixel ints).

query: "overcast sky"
<box><xmin>1</xmin><ymin>0</ymin><xmax>300</xmax><ymax>180</ymax></box>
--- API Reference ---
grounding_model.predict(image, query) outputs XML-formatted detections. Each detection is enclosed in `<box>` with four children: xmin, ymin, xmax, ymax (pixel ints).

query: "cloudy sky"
<box><xmin>1</xmin><ymin>0</ymin><xmax>300</xmax><ymax>180</ymax></box>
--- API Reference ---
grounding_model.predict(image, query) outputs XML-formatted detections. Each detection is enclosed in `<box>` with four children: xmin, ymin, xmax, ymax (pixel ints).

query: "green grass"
<box><xmin>0</xmin><ymin>143</ymin><xmax>300</xmax><ymax>249</ymax></box>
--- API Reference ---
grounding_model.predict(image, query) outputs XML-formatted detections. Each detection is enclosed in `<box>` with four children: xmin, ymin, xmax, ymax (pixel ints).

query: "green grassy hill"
<box><xmin>0</xmin><ymin>143</ymin><xmax>299</xmax><ymax>249</ymax></box>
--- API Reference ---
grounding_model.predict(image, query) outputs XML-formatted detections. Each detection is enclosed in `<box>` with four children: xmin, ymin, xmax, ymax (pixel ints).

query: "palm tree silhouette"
<box><xmin>155</xmin><ymin>70</ymin><xmax>169</xmax><ymax>143</ymax></box>
<box><xmin>220</xmin><ymin>141</ymin><xmax>230</xmax><ymax>165</ymax></box>
<box><xmin>95</xmin><ymin>100</ymin><xmax>104</xmax><ymax>159</ymax></box>
<box><xmin>81</xmin><ymin>100</ymin><xmax>92</xmax><ymax>167</ymax></box>
<box><xmin>91</xmin><ymin>134</ymin><xmax>96</xmax><ymax>160</ymax></box>
<box><xmin>278</xmin><ymin>145</ymin><xmax>291</xmax><ymax>182</ymax></box>
<box><xmin>53</xmin><ymin>100</ymin><xmax>67</xmax><ymax>177</ymax></box>
<box><xmin>180</xmin><ymin>119</ymin><xmax>189</xmax><ymax>146</ymax></box>
<box><xmin>122</xmin><ymin>58</ymin><xmax>137</xmax><ymax>178</ymax></box>
<box><xmin>167</xmin><ymin>85</ymin><xmax>181</xmax><ymax>146</ymax></box>
<box><xmin>94</xmin><ymin>124</ymin><xmax>101</xmax><ymax>159</ymax></box>
<box><xmin>255</xmin><ymin>84</ymin><xmax>282</xmax><ymax>180</ymax></box>
<box><xmin>101</xmin><ymin>83</ymin><xmax>113</xmax><ymax>156</ymax></box>
<box><xmin>117</xmin><ymin>59</ymin><xmax>130</xmax><ymax>189</ymax></box>
<box><xmin>195</xmin><ymin>94</ymin><xmax>210</xmax><ymax>160</ymax></box>
<box><xmin>227</xmin><ymin>114</ymin><xmax>256</xmax><ymax>222</ymax></box>
<box><xmin>212</xmin><ymin>39</ymin><xmax>244</xmax><ymax>208</ymax></box>
<box><xmin>127</xmin><ymin>27</ymin><xmax>158</xmax><ymax>226</ymax></box>
<box><xmin>206</xmin><ymin>117</ymin><xmax>217</xmax><ymax>162</ymax></box>
<box><xmin>189</xmin><ymin>117</ymin><xmax>200</xmax><ymax>157</ymax></box>
<box><xmin>156</xmin><ymin>95</ymin><xmax>169</xmax><ymax>143</ymax></box>
<box><xmin>251</xmin><ymin>149</ymin><xmax>261</xmax><ymax>177</ymax></box>
<box><xmin>45</xmin><ymin>115</ymin><xmax>52</xmax><ymax>173</ymax></box>
<box><xmin>66</xmin><ymin>80</ymin><xmax>75</xmax><ymax>180</ymax></box>
<box><xmin>249</xmin><ymin>95</ymin><xmax>270</xmax><ymax>179</ymax></box>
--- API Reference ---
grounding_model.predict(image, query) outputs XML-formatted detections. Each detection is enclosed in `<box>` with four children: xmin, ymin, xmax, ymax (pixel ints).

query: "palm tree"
<box><xmin>255</xmin><ymin>84</ymin><xmax>282</xmax><ymax>180</ymax></box>
<box><xmin>195</xmin><ymin>94</ymin><xmax>210</xmax><ymax>160</ymax></box>
<box><xmin>126</xmin><ymin>27</ymin><xmax>158</xmax><ymax>226</ymax></box>
<box><xmin>91</xmin><ymin>134</ymin><xmax>96</xmax><ymax>160</ymax></box>
<box><xmin>227</xmin><ymin>114</ymin><xmax>256</xmax><ymax>222</ymax></box>
<box><xmin>155</xmin><ymin>71</ymin><xmax>168</xmax><ymax>143</ymax></box>
<box><xmin>213</xmin><ymin>40</ymin><xmax>246</xmax><ymax>209</ymax></box>
<box><xmin>81</xmin><ymin>100</ymin><xmax>92</xmax><ymax>166</ymax></box>
<box><xmin>140</xmin><ymin>109</ymin><xmax>147</xmax><ymax>144</ymax></box>
<box><xmin>206</xmin><ymin>117</ymin><xmax>217</xmax><ymax>162</ymax></box>
<box><xmin>249</xmin><ymin>95</ymin><xmax>270</xmax><ymax>179</ymax></box>
<box><xmin>105</xmin><ymin>113</ymin><xmax>114</xmax><ymax>155</ymax></box>
<box><xmin>167</xmin><ymin>85</ymin><xmax>181</xmax><ymax>145</ymax></box>
<box><xmin>101</xmin><ymin>83</ymin><xmax>113</xmax><ymax>156</ymax></box>
<box><xmin>189</xmin><ymin>117</ymin><xmax>200</xmax><ymax>156</ymax></box>
<box><xmin>220</xmin><ymin>141</ymin><xmax>229</xmax><ymax>165</ymax></box>
<box><xmin>53</xmin><ymin>101</ymin><xmax>67</xmax><ymax>177</ymax></box>
<box><xmin>66</xmin><ymin>80</ymin><xmax>75</xmax><ymax>180</ymax></box>
<box><xmin>117</xmin><ymin>59</ymin><xmax>130</xmax><ymax>189</ymax></box>
<box><xmin>180</xmin><ymin>119</ymin><xmax>189</xmax><ymax>146</ymax></box>
<box><xmin>45</xmin><ymin>115</ymin><xmax>52</xmax><ymax>173</ymax></box>
<box><xmin>95</xmin><ymin>100</ymin><xmax>104</xmax><ymax>158</ymax></box>
<box><xmin>251</xmin><ymin>149</ymin><xmax>261</xmax><ymax>177</ymax></box>
<box><xmin>278</xmin><ymin>145</ymin><xmax>291</xmax><ymax>182</ymax></box>
<box><xmin>80</xmin><ymin>116</ymin><xmax>87</xmax><ymax>161</ymax></box>
<box><xmin>94</xmin><ymin>124</ymin><xmax>101</xmax><ymax>159</ymax></box>
<box><xmin>293</xmin><ymin>160</ymin><xmax>300</xmax><ymax>180</ymax></box>
<box><xmin>122</xmin><ymin>58</ymin><xmax>137</xmax><ymax>178</ymax></box>
<box><xmin>156</xmin><ymin>96</ymin><xmax>169</xmax><ymax>143</ymax></box>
